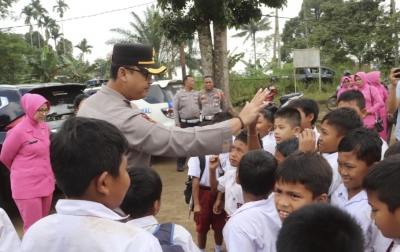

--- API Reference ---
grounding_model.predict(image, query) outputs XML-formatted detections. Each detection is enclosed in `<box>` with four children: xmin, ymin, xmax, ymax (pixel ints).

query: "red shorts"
<box><xmin>194</xmin><ymin>188</ymin><xmax>226</xmax><ymax>233</ymax></box>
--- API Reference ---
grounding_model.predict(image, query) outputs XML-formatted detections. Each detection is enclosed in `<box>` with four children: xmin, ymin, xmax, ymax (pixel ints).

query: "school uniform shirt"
<box><xmin>217</xmin><ymin>169</ymin><xmax>244</xmax><ymax>216</ymax></box>
<box><xmin>0</xmin><ymin>208</ymin><xmax>21</xmax><ymax>251</ymax></box>
<box><xmin>330</xmin><ymin>184</ymin><xmax>392</xmax><ymax>252</ymax></box>
<box><xmin>321</xmin><ymin>152</ymin><xmax>341</xmax><ymax>196</ymax></box>
<box><xmin>381</xmin><ymin>138</ymin><xmax>388</xmax><ymax>160</ymax></box>
<box><xmin>77</xmin><ymin>85</ymin><xmax>233</xmax><ymax>167</ymax></box>
<box><xmin>218</xmin><ymin>136</ymin><xmax>237</xmax><ymax>174</ymax></box>
<box><xmin>313</xmin><ymin>126</ymin><xmax>321</xmax><ymax>143</ymax></box>
<box><xmin>223</xmin><ymin>197</ymin><xmax>280</xmax><ymax>252</ymax></box>
<box><xmin>388</xmin><ymin>239</ymin><xmax>400</xmax><ymax>252</ymax></box>
<box><xmin>261</xmin><ymin>132</ymin><xmax>276</xmax><ymax>155</ymax></box>
<box><xmin>127</xmin><ymin>216</ymin><xmax>199</xmax><ymax>252</ymax></box>
<box><xmin>21</xmin><ymin>199</ymin><xmax>162</xmax><ymax>252</ymax></box>
<box><xmin>188</xmin><ymin>155</ymin><xmax>224</xmax><ymax>186</ymax></box>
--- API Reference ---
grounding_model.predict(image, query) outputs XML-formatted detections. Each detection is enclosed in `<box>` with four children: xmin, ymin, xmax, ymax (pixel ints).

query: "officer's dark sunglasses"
<box><xmin>123</xmin><ymin>67</ymin><xmax>152</xmax><ymax>81</ymax></box>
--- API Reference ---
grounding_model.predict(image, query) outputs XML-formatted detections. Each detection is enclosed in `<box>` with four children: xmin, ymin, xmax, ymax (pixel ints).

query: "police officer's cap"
<box><xmin>111</xmin><ymin>43</ymin><xmax>167</xmax><ymax>75</ymax></box>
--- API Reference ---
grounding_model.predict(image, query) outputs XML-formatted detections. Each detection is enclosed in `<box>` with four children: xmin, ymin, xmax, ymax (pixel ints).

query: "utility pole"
<box><xmin>303</xmin><ymin>1</ymin><xmax>308</xmax><ymax>48</ymax></box>
<box><xmin>392</xmin><ymin>0</ymin><xmax>398</xmax><ymax>66</ymax></box>
<box><xmin>273</xmin><ymin>8</ymin><xmax>278</xmax><ymax>68</ymax></box>
<box><xmin>277</xmin><ymin>11</ymin><xmax>281</xmax><ymax>69</ymax></box>
<box><xmin>179</xmin><ymin>43</ymin><xmax>186</xmax><ymax>79</ymax></box>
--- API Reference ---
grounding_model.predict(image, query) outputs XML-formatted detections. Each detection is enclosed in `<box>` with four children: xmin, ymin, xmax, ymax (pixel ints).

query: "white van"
<box><xmin>84</xmin><ymin>79</ymin><xmax>184</xmax><ymax>127</ymax></box>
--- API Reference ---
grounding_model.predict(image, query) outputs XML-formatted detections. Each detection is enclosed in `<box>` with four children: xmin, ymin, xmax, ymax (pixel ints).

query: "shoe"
<box><xmin>177</xmin><ymin>166</ymin><xmax>184</xmax><ymax>172</ymax></box>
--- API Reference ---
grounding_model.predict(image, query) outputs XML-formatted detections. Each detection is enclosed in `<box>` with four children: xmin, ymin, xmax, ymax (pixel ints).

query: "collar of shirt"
<box><xmin>336</xmin><ymin>183</ymin><xmax>367</xmax><ymax>203</ymax></box>
<box><xmin>55</xmin><ymin>199</ymin><xmax>129</xmax><ymax>221</ymax></box>
<box><xmin>100</xmin><ymin>85</ymin><xmax>132</xmax><ymax>105</ymax></box>
<box><xmin>321</xmin><ymin>152</ymin><xmax>338</xmax><ymax>162</ymax></box>
<box><xmin>230</xmin><ymin>198</ymin><xmax>271</xmax><ymax>217</ymax></box>
<box><xmin>126</xmin><ymin>215</ymin><xmax>159</xmax><ymax>229</ymax></box>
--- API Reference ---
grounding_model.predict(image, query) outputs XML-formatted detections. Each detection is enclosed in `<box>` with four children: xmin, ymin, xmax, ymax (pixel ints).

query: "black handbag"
<box><xmin>369</xmin><ymin>87</ymin><xmax>384</xmax><ymax>132</ymax></box>
<box><xmin>183</xmin><ymin>156</ymin><xmax>206</xmax><ymax>205</ymax></box>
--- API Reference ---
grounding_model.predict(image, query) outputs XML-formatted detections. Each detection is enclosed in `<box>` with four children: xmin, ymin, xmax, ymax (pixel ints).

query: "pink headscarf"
<box><xmin>21</xmin><ymin>93</ymin><xmax>50</xmax><ymax>125</ymax></box>
<box><xmin>340</xmin><ymin>76</ymin><xmax>351</xmax><ymax>87</ymax></box>
<box><xmin>349</xmin><ymin>75</ymin><xmax>356</xmax><ymax>88</ymax></box>
<box><xmin>354</xmin><ymin>72</ymin><xmax>369</xmax><ymax>89</ymax></box>
<box><xmin>366</xmin><ymin>71</ymin><xmax>381</xmax><ymax>87</ymax></box>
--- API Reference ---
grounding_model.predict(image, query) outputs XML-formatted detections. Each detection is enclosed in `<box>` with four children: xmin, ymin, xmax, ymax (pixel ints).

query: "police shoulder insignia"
<box><xmin>221</xmin><ymin>92</ymin><xmax>226</xmax><ymax>100</ymax></box>
<box><xmin>141</xmin><ymin>113</ymin><xmax>156</xmax><ymax>123</ymax></box>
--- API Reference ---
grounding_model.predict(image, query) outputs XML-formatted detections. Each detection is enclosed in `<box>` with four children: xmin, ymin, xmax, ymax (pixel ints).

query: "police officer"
<box><xmin>199</xmin><ymin>76</ymin><xmax>227</xmax><ymax>122</ymax></box>
<box><xmin>77</xmin><ymin>43</ymin><xmax>269</xmax><ymax>167</ymax></box>
<box><xmin>173</xmin><ymin>75</ymin><xmax>200</xmax><ymax>172</ymax></box>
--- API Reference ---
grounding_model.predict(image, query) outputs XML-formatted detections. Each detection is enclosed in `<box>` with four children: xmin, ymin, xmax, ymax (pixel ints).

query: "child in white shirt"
<box><xmin>318</xmin><ymin>108</ymin><xmax>364</xmax><ymax>195</ymax></box>
<box><xmin>363</xmin><ymin>155</ymin><xmax>400</xmax><ymax>252</ymax></box>
<box><xmin>0</xmin><ymin>207</ymin><xmax>21</xmax><ymax>251</ymax></box>
<box><xmin>209</xmin><ymin>130</ymin><xmax>249</xmax><ymax>217</ymax></box>
<box><xmin>21</xmin><ymin>117</ymin><xmax>162</xmax><ymax>252</ymax></box>
<box><xmin>289</xmin><ymin>97</ymin><xmax>321</xmax><ymax>143</ymax></box>
<box><xmin>331</xmin><ymin>128</ymin><xmax>391</xmax><ymax>251</ymax></box>
<box><xmin>256</xmin><ymin>107</ymin><xmax>278</xmax><ymax>155</ymax></box>
<box><xmin>223</xmin><ymin>150</ymin><xmax>280</xmax><ymax>252</ymax></box>
<box><xmin>121</xmin><ymin>167</ymin><xmax>199</xmax><ymax>252</ymax></box>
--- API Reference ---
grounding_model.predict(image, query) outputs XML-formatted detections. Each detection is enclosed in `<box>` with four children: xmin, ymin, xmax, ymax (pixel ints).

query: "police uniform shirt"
<box><xmin>77</xmin><ymin>85</ymin><xmax>232</xmax><ymax>167</ymax></box>
<box><xmin>198</xmin><ymin>89</ymin><xmax>227</xmax><ymax>117</ymax></box>
<box><xmin>173</xmin><ymin>90</ymin><xmax>200</xmax><ymax>125</ymax></box>
<box><xmin>21</xmin><ymin>200</ymin><xmax>162</xmax><ymax>252</ymax></box>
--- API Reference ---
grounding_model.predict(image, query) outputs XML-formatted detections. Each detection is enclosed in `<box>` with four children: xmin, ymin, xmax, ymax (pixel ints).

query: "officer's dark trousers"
<box><xmin>177</xmin><ymin>121</ymin><xmax>200</xmax><ymax>167</ymax></box>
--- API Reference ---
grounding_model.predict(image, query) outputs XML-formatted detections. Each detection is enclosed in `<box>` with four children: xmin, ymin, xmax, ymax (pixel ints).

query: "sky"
<box><xmin>1</xmin><ymin>0</ymin><xmax>394</xmax><ymax>73</ymax></box>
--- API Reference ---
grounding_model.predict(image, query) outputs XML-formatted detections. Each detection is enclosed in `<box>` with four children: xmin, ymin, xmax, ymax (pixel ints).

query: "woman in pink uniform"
<box><xmin>367</xmin><ymin>71</ymin><xmax>388</xmax><ymax>141</ymax></box>
<box><xmin>0</xmin><ymin>94</ymin><xmax>54</xmax><ymax>233</ymax></box>
<box><xmin>337</xmin><ymin>76</ymin><xmax>353</xmax><ymax>99</ymax></box>
<box><xmin>354</xmin><ymin>72</ymin><xmax>384</xmax><ymax>130</ymax></box>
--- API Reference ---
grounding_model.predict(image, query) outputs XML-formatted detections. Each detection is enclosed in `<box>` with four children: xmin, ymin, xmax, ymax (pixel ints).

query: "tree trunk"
<box><xmin>277</xmin><ymin>9</ymin><xmax>281</xmax><ymax>69</ymax></box>
<box><xmin>179</xmin><ymin>43</ymin><xmax>186</xmax><ymax>79</ymax></box>
<box><xmin>29</xmin><ymin>26</ymin><xmax>33</xmax><ymax>47</ymax></box>
<box><xmin>213</xmin><ymin>24</ymin><xmax>233</xmax><ymax>110</ymax></box>
<box><xmin>37</xmin><ymin>23</ymin><xmax>41</xmax><ymax>48</ymax></box>
<box><xmin>196</xmin><ymin>22</ymin><xmax>214</xmax><ymax>77</ymax></box>
<box><xmin>253</xmin><ymin>33</ymin><xmax>257</xmax><ymax>69</ymax></box>
<box><xmin>61</xmin><ymin>19</ymin><xmax>66</xmax><ymax>55</ymax></box>
<box><xmin>273</xmin><ymin>8</ymin><xmax>279</xmax><ymax>68</ymax></box>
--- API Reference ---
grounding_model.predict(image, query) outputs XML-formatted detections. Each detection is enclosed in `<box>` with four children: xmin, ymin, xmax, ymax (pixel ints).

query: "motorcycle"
<box><xmin>326</xmin><ymin>85</ymin><xmax>341</xmax><ymax>111</ymax></box>
<box><xmin>264</xmin><ymin>86</ymin><xmax>303</xmax><ymax>108</ymax></box>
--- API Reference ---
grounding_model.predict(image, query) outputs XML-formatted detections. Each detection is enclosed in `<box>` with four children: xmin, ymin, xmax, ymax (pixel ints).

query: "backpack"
<box><xmin>183</xmin><ymin>156</ymin><xmax>206</xmax><ymax>205</ymax></box>
<box><xmin>153</xmin><ymin>223</ymin><xmax>184</xmax><ymax>252</ymax></box>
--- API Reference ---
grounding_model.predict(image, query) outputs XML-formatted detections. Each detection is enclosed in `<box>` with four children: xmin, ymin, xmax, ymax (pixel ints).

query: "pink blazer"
<box><xmin>0</xmin><ymin>94</ymin><xmax>54</xmax><ymax>199</ymax></box>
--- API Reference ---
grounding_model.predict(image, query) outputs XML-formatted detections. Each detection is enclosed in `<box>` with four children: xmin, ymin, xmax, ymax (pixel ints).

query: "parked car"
<box><xmin>84</xmin><ymin>79</ymin><xmax>184</xmax><ymax>127</ymax></box>
<box><xmin>0</xmin><ymin>83</ymin><xmax>85</xmax><ymax>203</ymax></box>
<box><xmin>271</xmin><ymin>66</ymin><xmax>335</xmax><ymax>84</ymax></box>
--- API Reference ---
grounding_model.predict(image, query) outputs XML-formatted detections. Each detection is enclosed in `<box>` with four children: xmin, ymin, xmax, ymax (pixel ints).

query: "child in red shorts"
<box><xmin>188</xmin><ymin>154</ymin><xmax>226</xmax><ymax>252</ymax></box>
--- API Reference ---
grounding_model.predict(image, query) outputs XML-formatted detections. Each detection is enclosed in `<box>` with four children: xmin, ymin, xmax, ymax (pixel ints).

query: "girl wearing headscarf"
<box><xmin>0</xmin><ymin>94</ymin><xmax>54</xmax><ymax>233</ymax></box>
<box><xmin>337</xmin><ymin>76</ymin><xmax>353</xmax><ymax>99</ymax></box>
<box><xmin>354</xmin><ymin>72</ymin><xmax>385</xmax><ymax>130</ymax></box>
<box><xmin>367</xmin><ymin>71</ymin><xmax>388</xmax><ymax>141</ymax></box>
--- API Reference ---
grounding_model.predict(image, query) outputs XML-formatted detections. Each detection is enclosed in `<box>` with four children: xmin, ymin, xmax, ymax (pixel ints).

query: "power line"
<box><xmin>0</xmin><ymin>1</ymin><xmax>156</xmax><ymax>30</ymax></box>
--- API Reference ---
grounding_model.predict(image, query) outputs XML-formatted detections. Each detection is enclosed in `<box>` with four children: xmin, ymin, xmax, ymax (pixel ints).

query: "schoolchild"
<box><xmin>331</xmin><ymin>128</ymin><xmax>391</xmax><ymax>251</ymax></box>
<box><xmin>288</xmin><ymin>97</ymin><xmax>320</xmax><ymax>142</ymax></box>
<box><xmin>363</xmin><ymin>155</ymin><xmax>400</xmax><ymax>252</ymax></box>
<box><xmin>274</xmin><ymin>137</ymin><xmax>299</xmax><ymax>165</ymax></box>
<box><xmin>384</xmin><ymin>141</ymin><xmax>400</xmax><ymax>159</ymax></box>
<box><xmin>209</xmin><ymin>130</ymin><xmax>249</xmax><ymax>217</ymax></box>
<box><xmin>277</xmin><ymin>203</ymin><xmax>365</xmax><ymax>252</ymax></box>
<box><xmin>337</xmin><ymin>89</ymin><xmax>388</xmax><ymax>159</ymax></box>
<box><xmin>187</xmin><ymin>120</ymin><xmax>226</xmax><ymax>252</ymax></box>
<box><xmin>223</xmin><ymin>150</ymin><xmax>279</xmax><ymax>252</ymax></box>
<box><xmin>273</xmin><ymin>107</ymin><xmax>301</xmax><ymax>144</ymax></box>
<box><xmin>21</xmin><ymin>117</ymin><xmax>162</xmax><ymax>252</ymax></box>
<box><xmin>274</xmin><ymin>151</ymin><xmax>332</xmax><ymax>221</ymax></box>
<box><xmin>120</xmin><ymin>167</ymin><xmax>199</xmax><ymax>252</ymax></box>
<box><xmin>318</xmin><ymin>107</ymin><xmax>364</xmax><ymax>195</ymax></box>
<box><xmin>256</xmin><ymin>106</ymin><xmax>279</xmax><ymax>155</ymax></box>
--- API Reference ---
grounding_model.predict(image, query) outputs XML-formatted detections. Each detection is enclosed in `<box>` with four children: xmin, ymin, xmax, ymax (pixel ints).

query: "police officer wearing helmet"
<box><xmin>77</xmin><ymin>43</ymin><xmax>269</xmax><ymax>167</ymax></box>
<box><xmin>199</xmin><ymin>76</ymin><xmax>227</xmax><ymax>121</ymax></box>
<box><xmin>173</xmin><ymin>75</ymin><xmax>200</xmax><ymax>172</ymax></box>
<box><xmin>343</xmin><ymin>70</ymin><xmax>351</xmax><ymax>77</ymax></box>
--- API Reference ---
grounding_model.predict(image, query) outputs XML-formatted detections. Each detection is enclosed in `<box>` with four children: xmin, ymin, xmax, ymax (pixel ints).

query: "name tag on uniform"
<box><xmin>180</xmin><ymin>96</ymin><xmax>187</xmax><ymax>101</ymax></box>
<box><xmin>29</xmin><ymin>140</ymin><xmax>38</xmax><ymax>144</ymax></box>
